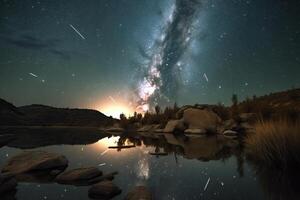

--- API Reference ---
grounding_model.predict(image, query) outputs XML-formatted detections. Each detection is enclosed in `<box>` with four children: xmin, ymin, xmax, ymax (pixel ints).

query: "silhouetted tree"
<box><xmin>155</xmin><ymin>105</ymin><xmax>160</xmax><ymax>115</ymax></box>
<box><xmin>231</xmin><ymin>94</ymin><xmax>238</xmax><ymax>106</ymax></box>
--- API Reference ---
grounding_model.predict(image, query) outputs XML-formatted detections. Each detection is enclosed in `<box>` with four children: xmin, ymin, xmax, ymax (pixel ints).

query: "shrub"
<box><xmin>246</xmin><ymin>118</ymin><xmax>300</xmax><ymax>169</ymax></box>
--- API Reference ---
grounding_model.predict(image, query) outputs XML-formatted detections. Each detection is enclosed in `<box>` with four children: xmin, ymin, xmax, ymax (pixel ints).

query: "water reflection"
<box><xmin>0</xmin><ymin>128</ymin><xmax>299</xmax><ymax>200</ymax></box>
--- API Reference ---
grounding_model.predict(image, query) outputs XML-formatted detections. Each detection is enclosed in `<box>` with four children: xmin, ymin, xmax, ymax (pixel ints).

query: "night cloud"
<box><xmin>1</xmin><ymin>34</ymin><xmax>71</xmax><ymax>60</ymax></box>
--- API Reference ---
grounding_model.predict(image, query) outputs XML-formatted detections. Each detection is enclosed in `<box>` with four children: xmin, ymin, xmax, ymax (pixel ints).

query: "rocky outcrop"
<box><xmin>88</xmin><ymin>180</ymin><xmax>121</xmax><ymax>199</ymax></box>
<box><xmin>163</xmin><ymin>119</ymin><xmax>185</xmax><ymax>133</ymax></box>
<box><xmin>2</xmin><ymin>151</ymin><xmax>68</xmax><ymax>174</ymax></box>
<box><xmin>183</xmin><ymin>108</ymin><xmax>221</xmax><ymax>132</ymax></box>
<box><xmin>55</xmin><ymin>167</ymin><xmax>103</xmax><ymax>185</ymax></box>
<box><xmin>125</xmin><ymin>186</ymin><xmax>152</xmax><ymax>200</ymax></box>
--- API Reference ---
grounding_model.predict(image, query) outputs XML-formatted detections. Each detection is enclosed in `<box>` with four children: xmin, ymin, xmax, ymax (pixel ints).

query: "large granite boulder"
<box><xmin>183</xmin><ymin>108</ymin><xmax>221</xmax><ymax>132</ymax></box>
<box><xmin>2</xmin><ymin>151</ymin><xmax>68</xmax><ymax>174</ymax></box>
<box><xmin>55</xmin><ymin>167</ymin><xmax>103</xmax><ymax>185</ymax></box>
<box><xmin>88</xmin><ymin>180</ymin><xmax>121</xmax><ymax>199</ymax></box>
<box><xmin>124</xmin><ymin>186</ymin><xmax>152</xmax><ymax>200</ymax></box>
<box><xmin>163</xmin><ymin>119</ymin><xmax>185</xmax><ymax>133</ymax></box>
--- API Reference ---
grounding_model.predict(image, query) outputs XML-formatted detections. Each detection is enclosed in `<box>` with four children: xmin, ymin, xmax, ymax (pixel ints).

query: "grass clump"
<box><xmin>246</xmin><ymin>118</ymin><xmax>300</xmax><ymax>169</ymax></box>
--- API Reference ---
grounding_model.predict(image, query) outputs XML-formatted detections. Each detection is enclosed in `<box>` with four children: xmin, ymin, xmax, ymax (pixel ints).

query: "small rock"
<box><xmin>2</xmin><ymin>151</ymin><xmax>68</xmax><ymax>174</ymax></box>
<box><xmin>223</xmin><ymin>130</ymin><xmax>238</xmax><ymax>136</ymax></box>
<box><xmin>88</xmin><ymin>180</ymin><xmax>121</xmax><ymax>199</ymax></box>
<box><xmin>184</xmin><ymin>129</ymin><xmax>207</xmax><ymax>135</ymax></box>
<box><xmin>137</xmin><ymin>125</ymin><xmax>160</xmax><ymax>132</ymax></box>
<box><xmin>55</xmin><ymin>167</ymin><xmax>102</xmax><ymax>185</ymax></box>
<box><xmin>124</xmin><ymin>186</ymin><xmax>152</xmax><ymax>200</ymax></box>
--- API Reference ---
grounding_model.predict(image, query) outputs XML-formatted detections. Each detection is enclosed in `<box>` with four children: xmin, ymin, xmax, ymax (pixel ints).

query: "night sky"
<box><xmin>0</xmin><ymin>0</ymin><xmax>299</xmax><ymax>115</ymax></box>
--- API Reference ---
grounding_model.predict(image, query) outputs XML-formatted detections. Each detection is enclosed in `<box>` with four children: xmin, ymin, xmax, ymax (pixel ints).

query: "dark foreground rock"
<box><xmin>124</xmin><ymin>186</ymin><xmax>152</xmax><ymax>200</ymax></box>
<box><xmin>0</xmin><ymin>173</ymin><xmax>17</xmax><ymax>196</ymax></box>
<box><xmin>88</xmin><ymin>180</ymin><xmax>121</xmax><ymax>199</ymax></box>
<box><xmin>55</xmin><ymin>167</ymin><xmax>103</xmax><ymax>185</ymax></box>
<box><xmin>2</xmin><ymin>151</ymin><xmax>68</xmax><ymax>174</ymax></box>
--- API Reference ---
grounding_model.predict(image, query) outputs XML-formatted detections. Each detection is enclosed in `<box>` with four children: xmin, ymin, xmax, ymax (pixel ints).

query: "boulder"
<box><xmin>88</xmin><ymin>180</ymin><xmax>121</xmax><ymax>199</ymax></box>
<box><xmin>184</xmin><ymin>129</ymin><xmax>207</xmax><ymax>135</ymax></box>
<box><xmin>124</xmin><ymin>186</ymin><xmax>152</xmax><ymax>200</ymax></box>
<box><xmin>163</xmin><ymin>120</ymin><xmax>185</xmax><ymax>133</ymax></box>
<box><xmin>55</xmin><ymin>167</ymin><xmax>103</xmax><ymax>185</ymax></box>
<box><xmin>2</xmin><ymin>151</ymin><xmax>68</xmax><ymax>174</ymax></box>
<box><xmin>183</xmin><ymin>108</ymin><xmax>221</xmax><ymax>132</ymax></box>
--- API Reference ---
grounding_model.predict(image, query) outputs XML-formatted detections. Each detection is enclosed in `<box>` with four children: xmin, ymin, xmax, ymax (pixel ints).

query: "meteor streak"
<box><xmin>69</xmin><ymin>24</ymin><xmax>86</xmax><ymax>40</ymax></box>
<box><xmin>29</xmin><ymin>73</ymin><xmax>38</xmax><ymax>78</ymax></box>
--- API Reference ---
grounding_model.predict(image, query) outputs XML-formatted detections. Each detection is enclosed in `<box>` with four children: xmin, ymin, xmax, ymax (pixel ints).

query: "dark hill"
<box><xmin>235</xmin><ymin>88</ymin><xmax>300</xmax><ymax>119</ymax></box>
<box><xmin>0</xmin><ymin>99</ymin><xmax>116</xmax><ymax>127</ymax></box>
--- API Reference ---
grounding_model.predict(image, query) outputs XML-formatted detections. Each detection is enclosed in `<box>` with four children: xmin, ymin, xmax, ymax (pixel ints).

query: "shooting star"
<box><xmin>98</xmin><ymin>163</ymin><xmax>106</xmax><ymax>167</ymax></box>
<box><xmin>100</xmin><ymin>149</ymin><xmax>109</xmax><ymax>156</ymax></box>
<box><xmin>69</xmin><ymin>24</ymin><xmax>86</xmax><ymax>40</ymax></box>
<box><xmin>203</xmin><ymin>177</ymin><xmax>210</xmax><ymax>191</ymax></box>
<box><xmin>29</xmin><ymin>73</ymin><xmax>38</xmax><ymax>78</ymax></box>
<box><xmin>108</xmin><ymin>96</ymin><xmax>117</xmax><ymax>104</ymax></box>
<box><xmin>203</xmin><ymin>73</ymin><xmax>209</xmax><ymax>82</ymax></box>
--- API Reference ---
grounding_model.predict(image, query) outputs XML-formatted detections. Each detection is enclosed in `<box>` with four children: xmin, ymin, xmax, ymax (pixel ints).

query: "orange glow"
<box><xmin>94</xmin><ymin>97</ymin><xmax>134</xmax><ymax>119</ymax></box>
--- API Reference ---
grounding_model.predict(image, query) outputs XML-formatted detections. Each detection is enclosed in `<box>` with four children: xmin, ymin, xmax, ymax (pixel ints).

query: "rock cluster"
<box><xmin>1</xmin><ymin>151</ymin><xmax>121</xmax><ymax>199</ymax></box>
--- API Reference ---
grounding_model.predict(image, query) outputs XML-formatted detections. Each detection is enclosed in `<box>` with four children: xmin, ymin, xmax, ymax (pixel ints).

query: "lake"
<box><xmin>0</xmin><ymin>127</ymin><xmax>295</xmax><ymax>200</ymax></box>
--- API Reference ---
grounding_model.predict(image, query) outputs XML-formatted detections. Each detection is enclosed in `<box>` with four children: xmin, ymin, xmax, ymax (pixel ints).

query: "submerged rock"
<box><xmin>88</xmin><ymin>180</ymin><xmax>121</xmax><ymax>199</ymax></box>
<box><xmin>55</xmin><ymin>167</ymin><xmax>103</xmax><ymax>185</ymax></box>
<box><xmin>163</xmin><ymin>119</ymin><xmax>185</xmax><ymax>133</ymax></box>
<box><xmin>183</xmin><ymin>108</ymin><xmax>221</xmax><ymax>132</ymax></box>
<box><xmin>2</xmin><ymin>151</ymin><xmax>68</xmax><ymax>174</ymax></box>
<box><xmin>125</xmin><ymin>186</ymin><xmax>152</xmax><ymax>200</ymax></box>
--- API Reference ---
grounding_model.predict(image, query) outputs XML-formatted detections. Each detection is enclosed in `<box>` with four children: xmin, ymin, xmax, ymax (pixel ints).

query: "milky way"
<box><xmin>136</xmin><ymin>0</ymin><xmax>202</xmax><ymax>112</ymax></box>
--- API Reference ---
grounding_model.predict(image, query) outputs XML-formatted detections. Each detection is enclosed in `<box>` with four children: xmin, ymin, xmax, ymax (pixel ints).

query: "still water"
<box><xmin>0</xmin><ymin>128</ymin><xmax>271</xmax><ymax>200</ymax></box>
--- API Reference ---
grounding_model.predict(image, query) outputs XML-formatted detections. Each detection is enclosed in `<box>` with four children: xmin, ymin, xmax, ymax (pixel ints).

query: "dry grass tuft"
<box><xmin>246</xmin><ymin>118</ymin><xmax>300</xmax><ymax>169</ymax></box>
